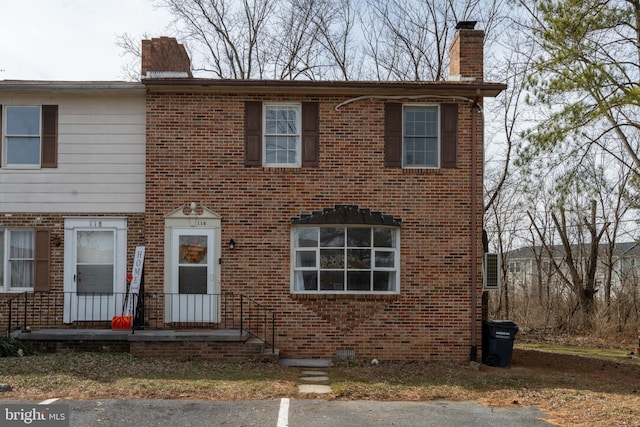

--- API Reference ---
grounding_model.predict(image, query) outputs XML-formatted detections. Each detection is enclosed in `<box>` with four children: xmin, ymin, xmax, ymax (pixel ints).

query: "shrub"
<box><xmin>0</xmin><ymin>338</ymin><xmax>29</xmax><ymax>357</ymax></box>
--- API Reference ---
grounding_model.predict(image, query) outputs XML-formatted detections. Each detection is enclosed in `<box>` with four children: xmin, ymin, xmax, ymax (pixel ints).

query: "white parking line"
<box><xmin>39</xmin><ymin>398</ymin><xmax>59</xmax><ymax>405</ymax></box>
<box><xmin>277</xmin><ymin>397</ymin><xmax>289</xmax><ymax>427</ymax></box>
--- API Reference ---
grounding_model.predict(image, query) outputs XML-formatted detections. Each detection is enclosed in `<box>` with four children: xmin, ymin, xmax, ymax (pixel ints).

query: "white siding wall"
<box><xmin>0</xmin><ymin>89</ymin><xmax>145</xmax><ymax>213</ymax></box>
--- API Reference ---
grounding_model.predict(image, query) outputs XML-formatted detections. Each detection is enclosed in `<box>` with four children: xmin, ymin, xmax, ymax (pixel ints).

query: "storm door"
<box><xmin>63</xmin><ymin>218</ymin><xmax>127</xmax><ymax>323</ymax></box>
<box><xmin>169</xmin><ymin>228</ymin><xmax>217</xmax><ymax>323</ymax></box>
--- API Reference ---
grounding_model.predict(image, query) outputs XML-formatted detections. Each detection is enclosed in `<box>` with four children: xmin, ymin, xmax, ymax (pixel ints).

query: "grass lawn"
<box><xmin>0</xmin><ymin>343</ymin><xmax>639</xmax><ymax>426</ymax></box>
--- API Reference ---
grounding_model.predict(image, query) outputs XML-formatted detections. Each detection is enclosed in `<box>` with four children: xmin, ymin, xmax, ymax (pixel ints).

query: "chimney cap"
<box><xmin>455</xmin><ymin>21</ymin><xmax>477</xmax><ymax>30</ymax></box>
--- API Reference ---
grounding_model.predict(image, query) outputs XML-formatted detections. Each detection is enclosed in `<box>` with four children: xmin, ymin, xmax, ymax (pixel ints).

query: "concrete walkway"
<box><xmin>279</xmin><ymin>359</ymin><xmax>334</xmax><ymax>394</ymax></box>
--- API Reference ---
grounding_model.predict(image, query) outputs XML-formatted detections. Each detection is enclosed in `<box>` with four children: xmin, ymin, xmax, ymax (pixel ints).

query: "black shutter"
<box><xmin>301</xmin><ymin>102</ymin><xmax>319</xmax><ymax>167</ymax></box>
<box><xmin>34</xmin><ymin>229</ymin><xmax>51</xmax><ymax>292</ymax></box>
<box><xmin>245</xmin><ymin>101</ymin><xmax>262</xmax><ymax>166</ymax></box>
<box><xmin>440</xmin><ymin>103</ymin><xmax>458</xmax><ymax>168</ymax></box>
<box><xmin>384</xmin><ymin>103</ymin><xmax>402</xmax><ymax>168</ymax></box>
<box><xmin>41</xmin><ymin>105</ymin><xmax>58</xmax><ymax>168</ymax></box>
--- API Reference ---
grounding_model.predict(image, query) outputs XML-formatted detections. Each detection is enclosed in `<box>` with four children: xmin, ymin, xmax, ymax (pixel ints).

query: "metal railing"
<box><xmin>240</xmin><ymin>294</ymin><xmax>276</xmax><ymax>353</ymax></box>
<box><xmin>5</xmin><ymin>291</ymin><xmax>276</xmax><ymax>352</ymax></box>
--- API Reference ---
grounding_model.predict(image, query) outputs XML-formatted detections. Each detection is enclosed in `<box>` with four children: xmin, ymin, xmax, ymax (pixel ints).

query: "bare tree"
<box><xmin>116</xmin><ymin>32</ymin><xmax>151</xmax><ymax>81</ymax></box>
<box><xmin>311</xmin><ymin>0</ymin><xmax>362</xmax><ymax>80</ymax></box>
<box><xmin>118</xmin><ymin>0</ymin><xmax>510</xmax><ymax>80</ymax></box>
<box><xmin>528</xmin><ymin>196</ymin><xmax>609</xmax><ymax>332</ymax></box>
<box><xmin>269</xmin><ymin>0</ymin><xmax>321</xmax><ymax>79</ymax></box>
<box><xmin>160</xmin><ymin>0</ymin><xmax>277</xmax><ymax>78</ymax></box>
<box><xmin>484</xmin><ymin>22</ymin><xmax>536</xmax><ymax>213</ymax></box>
<box><xmin>361</xmin><ymin>0</ymin><xmax>509</xmax><ymax>81</ymax></box>
<box><xmin>596</xmin><ymin>166</ymin><xmax>634</xmax><ymax>313</ymax></box>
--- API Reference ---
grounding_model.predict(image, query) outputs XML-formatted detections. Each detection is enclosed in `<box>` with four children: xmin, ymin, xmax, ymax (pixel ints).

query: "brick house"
<box><xmin>140</xmin><ymin>24</ymin><xmax>505</xmax><ymax>362</ymax></box>
<box><xmin>1</xmin><ymin>24</ymin><xmax>505</xmax><ymax>363</ymax></box>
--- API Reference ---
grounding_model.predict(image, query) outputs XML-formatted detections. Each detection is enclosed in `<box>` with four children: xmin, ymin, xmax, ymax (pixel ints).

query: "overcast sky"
<box><xmin>1</xmin><ymin>0</ymin><xmax>174</xmax><ymax>81</ymax></box>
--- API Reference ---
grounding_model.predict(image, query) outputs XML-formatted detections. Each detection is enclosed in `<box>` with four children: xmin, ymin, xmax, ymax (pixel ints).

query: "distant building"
<box><xmin>504</xmin><ymin>242</ymin><xmax>640</xmax><ymax>292</ymax></box>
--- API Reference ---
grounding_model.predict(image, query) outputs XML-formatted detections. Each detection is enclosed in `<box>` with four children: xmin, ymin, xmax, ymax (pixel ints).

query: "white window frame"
<box><xmin>291</xmin><ymin>226</ymin><xmax>400</xmax><ymax>294</ymax></box>
<box><xmin>403</xmin><ymin>104</ymin><xmax>440</xmax><ymax>168</ymax></box>
<box><xmin>0</xmin><ymin>228</ymin><xmax>35</xmax><ymax>292</ymax></box>
<box><xmin>3</xmin><ymin>105</ymin><xmax>42</xmax><ymax>169</ymax></box>
<box><xmin>263</xmin><ymin>103</ymin><xmax>301</xmax><ymax>167</ymax></box>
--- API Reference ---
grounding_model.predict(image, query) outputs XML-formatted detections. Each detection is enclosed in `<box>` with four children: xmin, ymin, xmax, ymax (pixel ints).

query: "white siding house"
<box><xmin>0</xmin><ymin>82</ymin><xmax>145</xmax><ymax>323</ymax></box>
<box><xmin>0</xmin><ymin>81</ymin><xmax>145</xmax><ymax>213</ymax></box>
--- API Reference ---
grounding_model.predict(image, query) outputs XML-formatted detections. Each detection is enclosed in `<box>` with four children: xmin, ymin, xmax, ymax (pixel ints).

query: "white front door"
<box><xmin>169</xmin><ymin>228</ymin><xmax>217</xmax><ymax>323</ymax></box>
<box><xmin>64</xmin><ymin>218</ymin><xmax>127</xmax><ymax>323</ymax></box>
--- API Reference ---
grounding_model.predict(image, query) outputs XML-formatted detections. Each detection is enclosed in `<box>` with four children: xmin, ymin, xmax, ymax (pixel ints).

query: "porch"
<box><xmin>4</xmin><ymin>291</ymin><xmax>277</xmax><ymax>361</ymax></box>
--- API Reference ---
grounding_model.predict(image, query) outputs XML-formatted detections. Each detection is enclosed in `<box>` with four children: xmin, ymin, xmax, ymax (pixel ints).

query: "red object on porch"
<box><xmin>111</xmin><ymin>316</ymin><xmax>132</xmax><ymax>330</ymax></box>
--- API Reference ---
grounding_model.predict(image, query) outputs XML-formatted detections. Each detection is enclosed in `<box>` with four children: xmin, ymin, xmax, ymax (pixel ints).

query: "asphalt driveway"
<box><xmin>5</xmin><ymin>398</ymin><xmax>551</xmax><ymax>426</ymax></box>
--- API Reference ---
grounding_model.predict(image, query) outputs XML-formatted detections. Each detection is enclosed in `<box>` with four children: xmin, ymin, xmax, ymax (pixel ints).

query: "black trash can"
<box><xmin>482</xmin><ymin>320</ymin><xmax>518</xmax><ymax>367</ymax></box>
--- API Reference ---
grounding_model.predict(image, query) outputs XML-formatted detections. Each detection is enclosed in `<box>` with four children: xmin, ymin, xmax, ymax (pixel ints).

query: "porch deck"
<box><xmin>5</xmin><ymin>291</ymin><xmax>277</xmax><ymax>360</ymax></box>
<box><xmin>13</xmin><ymin>328</ymin><xmax>278</xmax><ymax>361</ymax></box>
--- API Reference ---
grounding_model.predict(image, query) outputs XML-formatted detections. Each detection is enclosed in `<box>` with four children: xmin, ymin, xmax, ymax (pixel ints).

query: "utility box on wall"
<box><xmin>483</xmin><ymin>253</ymin><xmax>500</xmax><ymax>290</ymax></box>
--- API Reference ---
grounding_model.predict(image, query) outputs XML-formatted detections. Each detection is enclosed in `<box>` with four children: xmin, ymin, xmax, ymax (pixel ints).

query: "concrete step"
<box><xmin>279</xmin><ymin>359</ymin><xmax>334</xmax><ymax>367</ymax></box>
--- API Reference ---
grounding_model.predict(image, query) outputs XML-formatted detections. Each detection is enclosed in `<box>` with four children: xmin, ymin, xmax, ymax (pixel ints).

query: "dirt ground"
<box><xmin>477</xmin><ymin>345</ymin><xmax>640</xmax><ymax>426</ymax></box>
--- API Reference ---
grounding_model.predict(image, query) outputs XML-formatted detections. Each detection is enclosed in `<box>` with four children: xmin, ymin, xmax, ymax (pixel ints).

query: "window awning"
<box><xmin>292</xmin><ymin>205</ymin><xmax>401</xmax><ymax>226</ymax></box>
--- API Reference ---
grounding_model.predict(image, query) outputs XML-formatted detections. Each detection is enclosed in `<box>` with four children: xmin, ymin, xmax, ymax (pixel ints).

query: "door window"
<box><xmin>177</xmin><ymin>234</ymin><xmax>208</xmax><ymax>294</ymax></box>
<box><xmin>76</xmin><ymin>230</ymin><xmax>114</xmax><ymax>294</ymax></box>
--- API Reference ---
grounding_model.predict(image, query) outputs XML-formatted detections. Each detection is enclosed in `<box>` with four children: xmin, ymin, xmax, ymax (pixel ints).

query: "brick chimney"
<box><xmin>449</xmin><ymin>21</ymin><xmax>484</xmax><ymax>82</ymax></box>
<box><xmin>141</xmin><ymin>37</ymin><xmax>193</xmax><ymax>79</ymax></box>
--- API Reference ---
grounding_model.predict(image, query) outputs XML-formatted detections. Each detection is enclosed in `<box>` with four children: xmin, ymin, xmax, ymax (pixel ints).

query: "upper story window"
<box><xmin>264</xmin><ymin>104</ymin><xmax>301</xmax><ymax>167</ymax></box>
<box><xmin>244</xmin><ymin>101</ymin><xmax>318</xmax><ymax>168</ymax></box>
<box><xmin>1</xmin><ymin>104</ymin><xmax>58</xmax><ymax>169</ymax></box>
<box><xmin>0</xmin><ymin>229</ymin><xmax>35</xmax><ymax>291</ymax></box>
<box><xmin>5</xmin><ymin>106</ymin><xmax>41</xmax><ymax>167</ymax></box>
<box><xmin>404</xmin><ymin>105</ymin><xmax>439</xmax><ymax>167</ymax></box>
<box><xmin>385</xmin><ymin>102</ymin><xmax>458</xmax><ymax>169</ymax></box>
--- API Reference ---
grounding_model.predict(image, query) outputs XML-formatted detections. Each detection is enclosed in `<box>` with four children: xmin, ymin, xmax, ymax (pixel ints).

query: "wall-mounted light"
<box><xmin>188</xmin><ymin>202</ymin><xmax>201</xmax><ymax>227</ymax></box>
<box><xmin>51</xmin><ymin>236</ymin><xmax>62</xmax><ymax>247</ymax></box>
<box><xmin>229</xmin><ymin>239</ymin><xmax>236</xmax><ymax>250</ymax></box>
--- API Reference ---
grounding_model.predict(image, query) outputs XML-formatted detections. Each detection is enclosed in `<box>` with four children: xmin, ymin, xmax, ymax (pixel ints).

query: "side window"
<box><xmin>264</xmin><ymin>104</ymin><xmax>301</xmax><ymax>167</ymax></box>
<box><xmin>403</xmin><ymin>105</ymin><xmax>439</xmax><ymax>167</ymax></box>
<box><xmin>1</xmin><ymin>105</ymin><xmax>58</xmax><ymax>169</ymax></box>
<box><xmin>385</xmin><ymin>102</ymin><xmax>458</xmax><ymax>169</ymax></box>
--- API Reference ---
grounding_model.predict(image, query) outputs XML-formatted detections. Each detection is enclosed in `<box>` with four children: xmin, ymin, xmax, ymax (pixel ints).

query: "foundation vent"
<box><xmin>336</xmin><ymin>349</ymin><xmax>356</xmax><ymax>360</ymax></box>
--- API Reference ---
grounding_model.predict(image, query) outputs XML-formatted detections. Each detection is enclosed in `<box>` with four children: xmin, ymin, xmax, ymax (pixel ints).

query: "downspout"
<box><xmin>470</xmin><ymin>94</ymin><xmax>480</xmax><ymax>362</ymax></box>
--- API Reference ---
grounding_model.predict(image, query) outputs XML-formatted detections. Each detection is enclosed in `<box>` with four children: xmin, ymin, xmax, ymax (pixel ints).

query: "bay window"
<box><xmin>292</xmin><ymin>226</ymin><xmax>399</xmax><ymax>293</ymax></box>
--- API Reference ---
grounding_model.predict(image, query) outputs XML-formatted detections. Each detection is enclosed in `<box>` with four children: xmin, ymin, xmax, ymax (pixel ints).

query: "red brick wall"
<box><xmin>145</xmin><ymin>92</ymin><xmax>484</xmax><ymax>362</ymax></box>
<box><xmin>0</xmin><ymin>213</ymin><xmax>144</xmax><ymax>331</ymax></box>
<box><xmin>130</xmin><ymin>340</ymin><xmax>266</xmax><ymax>360</ymax></box>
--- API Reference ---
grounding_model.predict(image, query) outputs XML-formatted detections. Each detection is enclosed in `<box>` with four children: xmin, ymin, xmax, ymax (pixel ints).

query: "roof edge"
<box><xmin>0</xmin><ymin>80</ymin><xmax>145</xmax><ymax>92</ymax></box>
<box><xmin>143</xmin><ymin>78</ymin><xmax>506</xmax><ymax>97</ymax></box>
